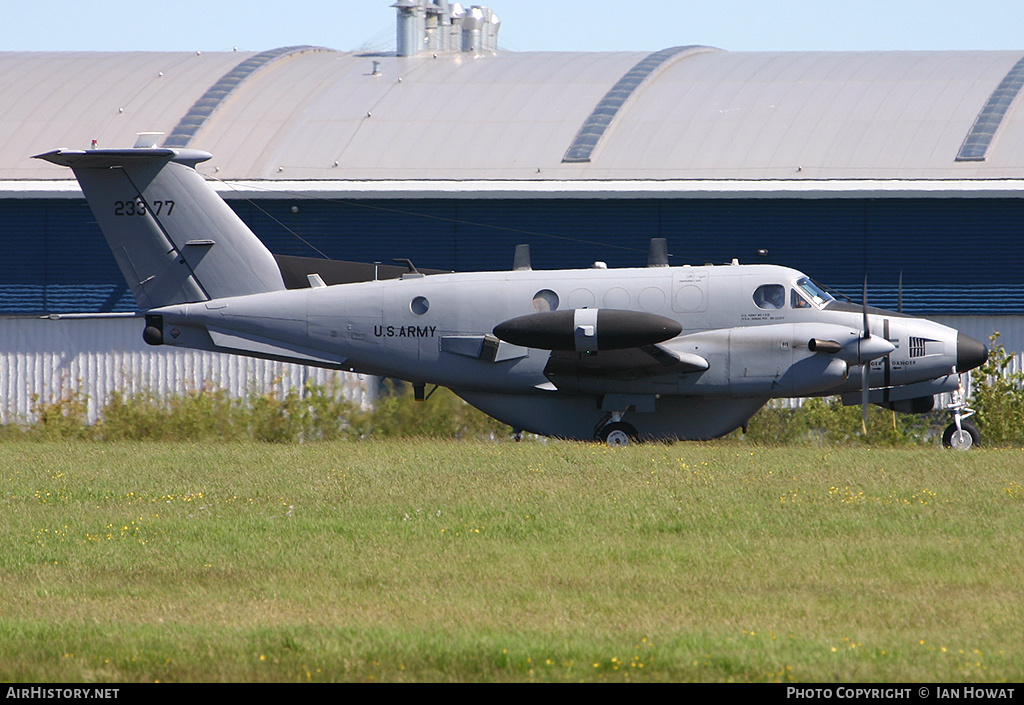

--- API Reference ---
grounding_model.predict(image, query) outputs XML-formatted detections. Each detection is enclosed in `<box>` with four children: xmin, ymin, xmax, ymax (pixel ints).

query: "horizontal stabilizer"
<box><xmin>35</xmin><ymin>148</ymin><xmax>184</xmax><ymax>167</ymax></box>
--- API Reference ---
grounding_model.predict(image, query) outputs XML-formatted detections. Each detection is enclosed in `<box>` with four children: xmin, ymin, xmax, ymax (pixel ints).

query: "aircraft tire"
<box><xmin>599</xmin><ymin>422</ymin><xmax>639</xmax><ymax>447</ymax></box>
<box><xmin>942</xmin><ymin>421</ymin><xmax>981</xmax><ymax>450</ymax></box>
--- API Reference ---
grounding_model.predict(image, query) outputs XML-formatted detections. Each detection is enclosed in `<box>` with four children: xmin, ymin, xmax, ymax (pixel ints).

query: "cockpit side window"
<box><xmin>791</xmin><ymin>288</ymin><xmax>812</xmax><ymax>308</ymax></box>
<box><xmin>753</xmin><ymin>284</ymin><xmax>786</xmax><ymax>310</ymax></box>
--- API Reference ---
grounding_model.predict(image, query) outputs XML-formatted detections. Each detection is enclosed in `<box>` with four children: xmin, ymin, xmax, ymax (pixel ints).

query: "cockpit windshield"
<box><xmin>793</xmin><ymin>277</ymin><xmax>834</xmax><ymax>308</ymax></box>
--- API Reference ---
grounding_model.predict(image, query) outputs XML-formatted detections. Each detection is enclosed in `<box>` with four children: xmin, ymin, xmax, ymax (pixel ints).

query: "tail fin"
<box><xmin>34</xmin><ymin>147</ymin><xmax>285</xmax><ymax>309</ymax></box>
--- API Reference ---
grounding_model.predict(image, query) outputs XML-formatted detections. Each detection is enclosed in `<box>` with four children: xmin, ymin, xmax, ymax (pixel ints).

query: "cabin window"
<box><xmin>410</xmin><ymin>296</ymin><xmax>429</xmax><ymax>315</ymax></box>
<box><xmin>532</xmin><ymin>289</ymin><xmax>559</xmax><ymax>312</ymax></box>
<box><xmin>753</xmin><ymin>284</ymin><xmax>785</xmax><ymax>310</ymax></box>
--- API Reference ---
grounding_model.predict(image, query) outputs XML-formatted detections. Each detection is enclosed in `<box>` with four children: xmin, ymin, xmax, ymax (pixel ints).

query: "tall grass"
<box><xmin>2</xmin><ymin>379</ymin><xmax>505</xmax><ymax>443</ymax></box>
<box><xmin>8</xmin><ymin>339</ymin><xmax>1024</xmax><ymax>446</ymax></box>
<box><xmin>2</xmin><ymin>441</ymin><xmax>1023</xmax><ymax>682</ymax></box>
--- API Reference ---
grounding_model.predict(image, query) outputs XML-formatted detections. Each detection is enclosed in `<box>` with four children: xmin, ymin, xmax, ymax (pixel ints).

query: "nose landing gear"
<box><xmin>942</xmin><ymin>382</ymin><xmax>981</xmax><ymax>450</ymax></box>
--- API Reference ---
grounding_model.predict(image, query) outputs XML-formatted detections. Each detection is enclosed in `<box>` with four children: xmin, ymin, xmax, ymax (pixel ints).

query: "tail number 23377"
<box><xmin>113</xmin><ymin>200</ymin><xmax>175</xmax><ymax>216</ymax></box>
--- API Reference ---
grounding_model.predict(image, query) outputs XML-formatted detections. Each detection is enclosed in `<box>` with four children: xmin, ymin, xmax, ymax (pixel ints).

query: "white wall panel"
<box><xmin>0</xmin><ymin>315</ymin><xmax>373</xmax><ymax>425</ymax></box>
<box><xmin>932</xmin><ymin>315</ymin><xmax>1024</xmax><ymax>374</ymax></box>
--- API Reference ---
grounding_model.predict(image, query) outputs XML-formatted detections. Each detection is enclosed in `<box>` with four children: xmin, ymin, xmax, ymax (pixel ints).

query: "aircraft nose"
<box><xmin>956</xmin><ymin>332</ymin><xmax>989</xmax><ymax>373</ymax></box>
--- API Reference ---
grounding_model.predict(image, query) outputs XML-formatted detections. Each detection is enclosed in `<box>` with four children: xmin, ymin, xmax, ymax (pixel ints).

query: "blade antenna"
<box><xmin>861</xmin><ymin>276</ymin><xmax>870</xmax><ymax>435</ymax></box>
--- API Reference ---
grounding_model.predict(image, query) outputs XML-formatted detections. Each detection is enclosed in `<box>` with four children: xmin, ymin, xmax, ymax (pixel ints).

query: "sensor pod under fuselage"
<box><xmin>493</xmin><ymin>309</ymin><xmax>682</xmax><ymax>352</ymax></box>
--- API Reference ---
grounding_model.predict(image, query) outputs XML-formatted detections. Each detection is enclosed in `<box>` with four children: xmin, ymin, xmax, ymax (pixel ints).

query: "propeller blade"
<box><xmin>861</xmin><ymin>363</ymin><xmax>869</xmax><ymax>435</ymax></box>
<box><xmin>862</xmin><ymin>275</ymin><xmax>870</xmax><ymax>338</ymax></box>
<box><xmin>861</xmin><ymin>275</ymin><xmax>869</xmax><ymax>435</ymax></box>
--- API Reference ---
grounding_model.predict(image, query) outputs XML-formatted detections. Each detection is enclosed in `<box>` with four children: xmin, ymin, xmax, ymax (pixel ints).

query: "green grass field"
<box><xmin>1</xmin><ymin>439</ymin><xmax>1022</xmax><ymax>682</ymax></box>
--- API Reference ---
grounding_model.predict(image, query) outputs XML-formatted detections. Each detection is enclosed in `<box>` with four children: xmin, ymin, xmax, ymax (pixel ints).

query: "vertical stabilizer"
<box><xmin>33</xmin><ymin>147</ymin><xmax>285</xmax><ymax>309</ymax></box>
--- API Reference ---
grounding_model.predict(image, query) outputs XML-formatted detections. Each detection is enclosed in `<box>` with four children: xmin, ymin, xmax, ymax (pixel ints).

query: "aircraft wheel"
<box><xmin>599</xmin><ymin>422</ymin><xmax>639</xmax><ymax>447</ymax></box>
<box><xmin>942</xmin><ymin>421</ymin><xmax>981</xmax><ymax>450</ymax></box>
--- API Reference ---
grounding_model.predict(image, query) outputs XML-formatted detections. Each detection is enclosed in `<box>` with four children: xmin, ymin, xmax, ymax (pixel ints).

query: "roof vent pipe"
<box><xmin>448</xmin><ymin>3</ymin><xmax>466</xmax><ymax>50</ymax></box>
<box><xmin>396</xmin><ymin>1</ymin><xmax>498</xmax><ymax>56</ymax></box>
<box><xmin>461</xmin><ymin>6</ymin><xmax>485</xmax><ymax>53</ymax></box>
<box><xmin>424</xmin><ymin>1</ymin><xmax>447</xmax><ymax>53</ymax></box>
<box><xmin>393</xmin><ymin>0</ymin><xmax>425</xmax><ymax>57</ymax></box>
<box><xmin>460</xmin><ymin>6</ymin><xmax>499</xmax><ymax>53</ymax></box>
<box><xmin>484</xmin><ymin>9</ymin><xmax>500</xmax><ymax>51</ymax></box>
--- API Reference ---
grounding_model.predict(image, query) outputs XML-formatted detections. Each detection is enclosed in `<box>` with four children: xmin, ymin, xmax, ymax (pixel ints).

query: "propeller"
<box><xmin>805</xmin><ymin>277</ymin><xmax>896</xmax><ymax>435</ymax></box>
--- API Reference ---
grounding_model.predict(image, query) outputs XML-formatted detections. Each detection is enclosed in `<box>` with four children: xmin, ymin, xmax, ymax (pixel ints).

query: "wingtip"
<box><xmin>32</xmin><ymin>148</ymin><xmax>77</xmax><ymax>165</ymax></box>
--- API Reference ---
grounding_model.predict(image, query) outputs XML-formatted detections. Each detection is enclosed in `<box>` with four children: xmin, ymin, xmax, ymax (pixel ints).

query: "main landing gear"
<box><xmin>942</xmin><ymin>382</ymin><xmax>981</xmax><ymax>450</ymax></box>
<box><xmin>595</xmin><ymin>412</ymin><xmax>639</xmax><ymax>447</ymax></box>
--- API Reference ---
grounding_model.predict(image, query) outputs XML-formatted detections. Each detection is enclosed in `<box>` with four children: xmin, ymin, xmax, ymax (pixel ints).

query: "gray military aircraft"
<box><xmin>35</xmin><ymin>145</ymin><xmax>989</xmax><ymax>447</ymax></box>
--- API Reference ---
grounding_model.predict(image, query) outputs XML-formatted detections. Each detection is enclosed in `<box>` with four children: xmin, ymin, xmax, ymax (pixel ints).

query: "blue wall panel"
<box><xmin>2</xmin><ymin>196</ymin><xmax>1022</xmax><ymax>315</ymax></box>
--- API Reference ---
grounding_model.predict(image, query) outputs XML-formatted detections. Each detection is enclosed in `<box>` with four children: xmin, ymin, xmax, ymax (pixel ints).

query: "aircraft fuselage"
<box><xmin>145</xmin><ymin>262</ymin><xmax>976</xmax><ymax>439</ymax></box>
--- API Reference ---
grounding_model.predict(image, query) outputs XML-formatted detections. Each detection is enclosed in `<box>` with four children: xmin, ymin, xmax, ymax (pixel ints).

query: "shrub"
<box><xmin>4</xmin><ymin>345</ymin><xmax>1023</xmax><ymax>446</ymax></box>
<box><xmin>741</xmin><ymin>396</ymin><xmax>932</xmax><ymax>446</ymax></box>
<box><xmin>99</xmin><ymin>382</ymin><xmax>247</xmax><ymax>441</ymax></box>
<box><xmin>0</xmin><ymin>376</ymin><xmax>91</xmax><ymax>439</ymax></box>
<box><xmin>970</xmin><ymin>333</ymin><xmax>1024</xmax><ymax>446</ymax></box>
<box><xmin>362</xmin><ymin>380</ymin><xmax>508</xmax><ymax>439</ymax></box>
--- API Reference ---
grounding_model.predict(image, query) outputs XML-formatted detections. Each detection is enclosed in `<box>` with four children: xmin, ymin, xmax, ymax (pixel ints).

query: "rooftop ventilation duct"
<box><xmin>393</xmin><ymin>0</ymin><xmax>424</xmax><ymax>57</ymax></box>
<box><xmin>461</xmin><ymin>5</ymin><xmax>500</xmax><ymax>53</ymax></box>
<box><xmin>394</xmin><ymin>1</ymin><xmax>499</xmax><ymax>56</ymax></box>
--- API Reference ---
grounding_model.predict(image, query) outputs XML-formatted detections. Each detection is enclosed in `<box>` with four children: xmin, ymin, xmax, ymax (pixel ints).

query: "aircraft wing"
<box><xmin>544</xmin><ymin>344</ymin><xmax>708</xmax><ymax>381</ymax></box>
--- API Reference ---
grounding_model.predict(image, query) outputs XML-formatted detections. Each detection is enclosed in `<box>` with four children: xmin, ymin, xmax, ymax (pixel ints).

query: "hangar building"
<box><xmin>2</xmin><ymin>2</ymin><xmax>1022</xmax><ymax>420</ymax></box>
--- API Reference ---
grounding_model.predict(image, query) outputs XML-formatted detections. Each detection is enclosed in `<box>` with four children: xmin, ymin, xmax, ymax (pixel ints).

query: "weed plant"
<box><xmin>2</xmin><ymin>339</ymin><xmax>1022</xmax><ymax>446</ymax></box>
<box><xmin>1</xmin><ymin>378</ymin><xmax>506</xmax><ymax>443</ymax></box>
<box><xmin>739</xmin><ymin>398</ymin><xmax>938</xmax><ymax>446</ymax></box>
<box><xmin>970</xmin><ymin>334</ymin><xmax>1024</xmax><ymax>446</ymax></box>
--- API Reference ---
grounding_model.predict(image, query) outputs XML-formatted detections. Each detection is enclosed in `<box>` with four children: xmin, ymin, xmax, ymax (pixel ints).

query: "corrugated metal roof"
<box><xmin>562</xmin><ymin>46</ymin><xmax>716</xmax><ymax>163</ymax></box>
<box><xmin>956</xmin><ymin>56</ymin><xmax>1024</xmax><ymax>161</ymax></box>
<box><xmin>5</xmin><ymin>48</ymin><xmax>1024</xmax><ymax>182</ymax></box>
<box><xmin>0</xmin><ymin>51</ymin><xmax>252</xmax><ymax>178</ymax></box>
<box><xmin>607</xmin><ymin>50</ymin><xmax>1024</xmax><ymax>180</ymax></box>
<box><xmin>163</xmin><ymin>46</ymin><xmax>334</xmax><ymax>148</ymax></box>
